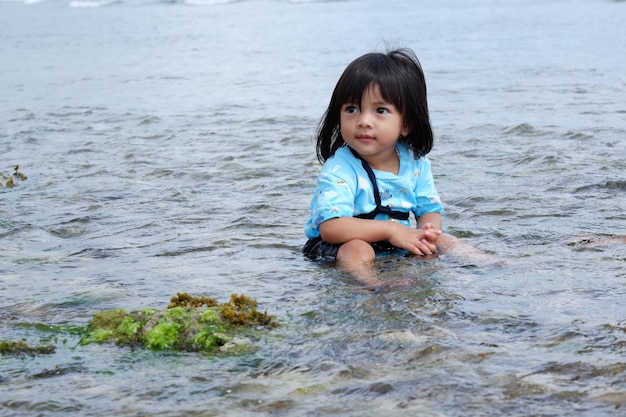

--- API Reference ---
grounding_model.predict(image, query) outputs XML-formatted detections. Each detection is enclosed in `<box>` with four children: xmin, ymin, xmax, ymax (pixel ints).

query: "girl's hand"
<box><xmin>420</xmin><ymin>222</ymin><xmax>441</xmax><ymax>241</ymax></box>
<box><xmin>387</xmin><ymin>222</ymin><xmax>441</xmax><ymax>256</ymax></box>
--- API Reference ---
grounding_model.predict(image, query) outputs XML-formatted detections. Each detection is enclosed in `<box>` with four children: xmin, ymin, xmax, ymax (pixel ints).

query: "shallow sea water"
<box><xmin>1</xmin><ymin>0</ymin><xmax>626</xmax><ymax>416</ymax></box>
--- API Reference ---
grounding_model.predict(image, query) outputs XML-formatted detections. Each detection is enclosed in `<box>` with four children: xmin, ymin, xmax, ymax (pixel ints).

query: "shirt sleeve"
<box><xmin>311</xmin><ymin>167</ymin><xmax>354</xmax><ymax>229</ymax></box>
<box><xmin>412</xmin><ymin>157</ymin><xmax>444</xmax><ymax>218</ymax></box>
<box><xmin>305</xmin><ymin>150</ymin><xmax>366</xmax><ymax>237</ymax></box>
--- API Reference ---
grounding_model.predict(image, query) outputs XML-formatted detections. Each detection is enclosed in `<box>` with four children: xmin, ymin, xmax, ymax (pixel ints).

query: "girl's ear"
<box><xmin>401</xmin><ymin>125</ymin><xmax>411</xmax><ymax>137</ymax></box>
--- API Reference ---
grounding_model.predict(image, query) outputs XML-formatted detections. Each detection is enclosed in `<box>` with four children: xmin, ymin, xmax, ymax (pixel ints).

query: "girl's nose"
<box><xmin>357</xmin><ymin>112</ymin><xmax>372</xmax><ymax>128</ymax></box>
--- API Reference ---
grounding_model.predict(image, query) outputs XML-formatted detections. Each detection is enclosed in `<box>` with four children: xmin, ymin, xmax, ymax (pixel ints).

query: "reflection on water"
<box><xmin>1</xmin><ymin>0</ymin><xmax>626</xmax><ymax>415</ymax></box>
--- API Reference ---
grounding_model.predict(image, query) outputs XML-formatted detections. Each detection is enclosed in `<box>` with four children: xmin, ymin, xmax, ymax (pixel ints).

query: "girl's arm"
<box><xmin>319</xmin><ymin>216</ymin><xmax>441</xmax><ymax>256</ymax></box>
<box><xmin>417</xmin><ymin>212</ymin><xmax>460</xmax><ymax>251</ymax></box>
<box><xmin>417</xmin><ymin>211</ymin><xmax>443</xmax><ymax>230</ymax></box>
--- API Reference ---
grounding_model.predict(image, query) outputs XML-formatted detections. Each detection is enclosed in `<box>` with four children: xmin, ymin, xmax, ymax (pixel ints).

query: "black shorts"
<box><xmin>302</xmin><ymin>237</ymin><xmax>402</xmax><ymax>261</ymax></box>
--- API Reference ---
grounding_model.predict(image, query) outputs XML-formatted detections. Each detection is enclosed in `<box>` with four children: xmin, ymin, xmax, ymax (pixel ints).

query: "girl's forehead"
<box><xmin>364</xmin><ymin>83</ymin><xmax>382</xmax><ymax>96</ymax></box>
<box><xmin>346</xmin><ymin>82</ymin><xmax>383</xmax><ymax>102</ymax></box>
<box><xmin>362</xmin><ymin>84</ymin><xmax>386</xmax><ymax>102</ymax></box>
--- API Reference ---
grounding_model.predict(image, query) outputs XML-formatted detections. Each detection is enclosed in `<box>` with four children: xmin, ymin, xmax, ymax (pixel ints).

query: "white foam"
<box><xmin>69</xmin><ymin>0</ymin><xmax>120</xmax><ymax>7</ymax></box>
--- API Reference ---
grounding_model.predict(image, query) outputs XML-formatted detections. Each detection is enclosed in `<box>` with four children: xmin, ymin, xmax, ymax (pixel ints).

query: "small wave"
<box><xmin>183</xmin><ymin>0</ymin><xmax>240</xmax><ymax>5</ymax></box>
<box><xmin>68</xmin><ymin>248</ymin><xmax>115</xmax><ymax>258</ymax></box>
<box><xmin>136</xmin><ymin>115</ymin><xmax>161</xmax><ymax>126</ymax></box>
<box><xmin>69</xmin><ymin>0</ymin><xmax>121</xmax><ymax>7</ymax></box>
<box><xmin>154</xmin><ymin>245</ymin><xmax>219</xmax><ymax>257</ymax></box>
<box><xmin>564</xmin><ymin>131</ymin><xmax>594</xmax><ymax>140</ymax></box>
<box><xmin>3</xmin><ymin>0</ymin><xmax>47</xmax><ymax>4</ymax></box>
<box><xmin>574</xmin><ymin>180</ymin><xmax>626</xmax><ymax>193</ymax></box>
<box><xmin>502</xmin><ymin>123</ymin><xmax>551</xmax><ymax>137</ymax></box>
<box><xmin>280</xmin><ymin>0</ymin><xmax>346</xmax><ymax>2</ymax></box>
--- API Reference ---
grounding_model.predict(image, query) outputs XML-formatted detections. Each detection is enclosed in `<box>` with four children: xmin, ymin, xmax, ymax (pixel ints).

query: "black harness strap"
<box><xmin>348</xmin><ymin>148</ymin><xmax>410</xmax><ymax>221</ymax></box>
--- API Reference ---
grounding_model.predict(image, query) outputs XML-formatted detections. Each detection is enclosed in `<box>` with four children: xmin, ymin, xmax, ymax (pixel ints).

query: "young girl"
<box><xmin>303</xmin><ymin>48</ymin><xmax>458</xmax><ymax>285</ymax></box>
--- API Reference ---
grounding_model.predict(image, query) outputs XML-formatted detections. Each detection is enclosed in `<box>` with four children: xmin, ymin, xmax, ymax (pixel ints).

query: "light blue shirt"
<box><xmin>304</xmin><ymin>143</ymin><xmax>444</xmax><ymax>239</ymax></box>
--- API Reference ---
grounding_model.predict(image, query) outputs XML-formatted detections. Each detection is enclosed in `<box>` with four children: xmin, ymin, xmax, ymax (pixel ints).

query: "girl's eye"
<box><xmin>376</xmin><ymin>107</ymin><xmax>389</xmax><ymax>115</ymax></box>
<box><xmin>345</xmin><ymin>105</ymin><xmax>358</xmax><ymax>114</ymax></box>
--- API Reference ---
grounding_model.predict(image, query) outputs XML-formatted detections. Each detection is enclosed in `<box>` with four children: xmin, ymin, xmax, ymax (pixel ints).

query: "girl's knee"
<box><xmin>337</xmin><ymin>239</ymin><xmax>375</xmax><ymax>263</ymax></box>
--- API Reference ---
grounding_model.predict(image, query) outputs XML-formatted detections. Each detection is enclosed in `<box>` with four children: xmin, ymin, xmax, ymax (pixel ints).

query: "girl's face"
<box><xmin>340</xmin><ymin>84</ymin><xmax>409</xmax><ymax>171</ymax></box>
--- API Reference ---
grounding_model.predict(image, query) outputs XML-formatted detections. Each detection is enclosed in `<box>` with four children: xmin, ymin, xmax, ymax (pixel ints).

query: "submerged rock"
<box><xmin>80</xmin><ymin>293</ymin><xmax>277</xmax><ymax>354</ymax></box>
<box><xmin>0</xmin><ymin>340</ymin><xmax>55</xmax><ymax>356</ymax></box>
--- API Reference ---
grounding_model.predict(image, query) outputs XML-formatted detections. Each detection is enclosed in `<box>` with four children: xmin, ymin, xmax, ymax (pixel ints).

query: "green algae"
<box><xmin>1</xmin><ymin>165</ymin><xmax>27</xmax><ymax>189</ymax></box>
<box><xmin>0</xmin><ymin>340</ymin><xmax>55</xmax><ymax>356</ymax></box>
<box><xmin>168</xmin><ymin>292</ymin><xmax>218</xmax><ymax>308</ymax></box>
<box><xmin>80</xmin><ymin>293</ymin><xmax>277</xmax><ymax>353</ymax></box>
<box><xmin>220</xmin><ymin>293</ymin><xmax>276</xmax><ymax>327</ymax></box>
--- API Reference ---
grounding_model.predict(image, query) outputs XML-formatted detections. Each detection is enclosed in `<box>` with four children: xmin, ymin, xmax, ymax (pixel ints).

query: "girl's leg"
<box><xmin>336</xmin><ymin>239</ymin><xmax>381</xmax><ymax>288</ymax></box>
<box><xmin>435</xmin><ymin>233</ymin><xmax>458</xmax><ymax>253</ymax></box>
<box><xmin>337</xmin><ymin>239</ymin><xmax>376</xmax><ymax>263</ymax></box>
<box><xmin>436</xmin><ymin>233</ymin><xmax>497</xmax><ymax>263</ymax></box>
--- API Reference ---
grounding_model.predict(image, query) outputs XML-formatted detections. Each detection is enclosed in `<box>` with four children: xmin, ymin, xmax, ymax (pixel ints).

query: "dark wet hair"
<box><xmin>315</xmin><ymin>48</ymin><xmax>433</xmax><ymax>163</ymax></box>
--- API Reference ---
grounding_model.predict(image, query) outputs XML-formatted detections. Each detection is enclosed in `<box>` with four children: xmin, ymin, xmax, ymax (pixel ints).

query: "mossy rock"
<box><xmin>80</xmin><ymin>293</ymin><xmax>277</xmax><ymax>354</ymax></box>
<box><xmin>0</xmin><ymin>340</ymin><xmax>55</xmax><ymax>356</ymax></box>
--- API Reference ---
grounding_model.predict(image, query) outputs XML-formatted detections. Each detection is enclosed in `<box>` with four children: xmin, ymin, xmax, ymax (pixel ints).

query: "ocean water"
<box><xmin>1</xmin><ymin>0</ymin><xmax>625</xmax><ymax>416</ymax></box>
